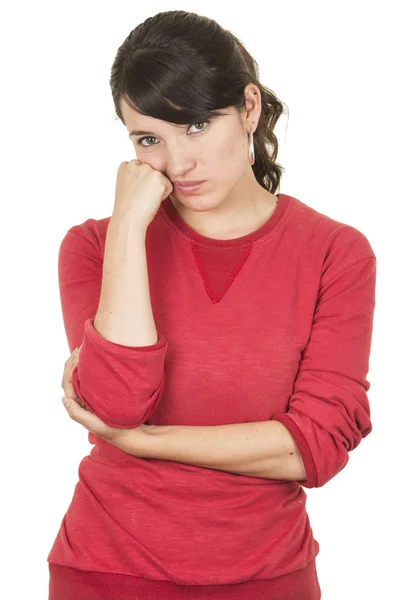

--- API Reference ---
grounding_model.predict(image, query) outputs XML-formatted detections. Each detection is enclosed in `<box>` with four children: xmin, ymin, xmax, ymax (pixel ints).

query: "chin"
<box><xmin>178</xmin><ymin>196</ymin><xmax>218</xmax><ymax>212</ymax></box>
<box><xmin>170</xmin><ymin>191</ymin><xmax>206</xmax><ymax>205</ymax></box>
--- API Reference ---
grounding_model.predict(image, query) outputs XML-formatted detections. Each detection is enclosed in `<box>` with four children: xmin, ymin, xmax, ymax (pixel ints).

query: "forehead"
<box><xmin>120</xmin><ymin>97</ymin><xmax>182</xmax><ymax>131</ymax></box>
<box><xmin>120</xmin><ymin>98</ymin><xmax>150</xmax><ymax>121</ymax></box>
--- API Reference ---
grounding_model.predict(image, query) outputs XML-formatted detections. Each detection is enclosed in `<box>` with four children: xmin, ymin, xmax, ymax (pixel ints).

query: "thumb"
<box><xmin>61</xmin><ymin>396</ymin><xmax>112</xmax><ymax>439</ymax></box>
<box><xmin>62</xmin><ymin>396</ymin><xmax>72</xmax><ymax>409</ymax></box>
<box><xmin>61</xmin><ymin>396</ymin><xmax>94</xmax><ymax>430</ymax></box>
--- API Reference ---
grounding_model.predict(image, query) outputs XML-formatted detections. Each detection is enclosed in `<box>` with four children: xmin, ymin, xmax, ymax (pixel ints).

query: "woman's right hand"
<box><xmin>113</xmin><ymin>159</ymin><xmax>174</xmax><ymax>230</ymax></box>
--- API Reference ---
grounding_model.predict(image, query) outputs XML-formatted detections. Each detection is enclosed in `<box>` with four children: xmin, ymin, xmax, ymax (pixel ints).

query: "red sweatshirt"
<box><xmin>47</xmin><ymin>192</ymin><xmax>376</xmax><ymax>599</ymax></box>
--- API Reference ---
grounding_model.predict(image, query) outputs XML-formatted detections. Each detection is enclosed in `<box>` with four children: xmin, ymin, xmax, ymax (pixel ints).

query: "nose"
<box><xmin>165</xmin><ymin>145</ymin><xmax>196</xmax><ymax>177</ymax></box>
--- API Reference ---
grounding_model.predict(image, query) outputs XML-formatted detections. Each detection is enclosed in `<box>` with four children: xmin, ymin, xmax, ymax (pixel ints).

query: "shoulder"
<box><xmin>58</xmin><ymin>216</ymin><xmax>112</xmax><ymax>261</ymax></box>
<box><xmin>289</xmin><ymin>195</ymin><xmax>376</xmax><ymax>270</ymax></box>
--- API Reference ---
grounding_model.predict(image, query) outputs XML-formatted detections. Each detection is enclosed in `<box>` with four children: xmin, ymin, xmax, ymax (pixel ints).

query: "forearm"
<box><xmin>142</xmin><ymin>421</ymin><xmax>307</xmax><ymax>481</ymax></box>
<box><xmin>94</xmin><ymin>217</ymin><xmax>158</xmax><ymax>346</ymax></box>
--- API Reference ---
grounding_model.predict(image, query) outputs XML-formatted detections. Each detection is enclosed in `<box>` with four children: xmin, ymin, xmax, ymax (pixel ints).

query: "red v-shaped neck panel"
<box><xmin>159</xmin><ymin>193</ymin><xmax>292</xmax><ymax>303</ymax></box>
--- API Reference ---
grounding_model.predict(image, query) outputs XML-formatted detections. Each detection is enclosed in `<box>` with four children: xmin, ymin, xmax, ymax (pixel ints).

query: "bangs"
<box><xmin>119</xmin><ymin>50</ymin><xmax>230</xmax><ymax>125</ymax></box>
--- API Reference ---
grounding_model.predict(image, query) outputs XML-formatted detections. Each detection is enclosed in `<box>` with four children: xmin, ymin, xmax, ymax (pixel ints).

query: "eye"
<box><xmin>137</xmin><ymin>135</ymin><xmax>158</xmax><ymax>148</ymax></box>
<box><xmin>137</xmin><ymin>120</ymin><xmax>211</xmax><ymax>147</ymax></box>
<box><xmin>188</xmin><ymin>121</ymin><xmax>209</xmax><ymax>134</ymax></box>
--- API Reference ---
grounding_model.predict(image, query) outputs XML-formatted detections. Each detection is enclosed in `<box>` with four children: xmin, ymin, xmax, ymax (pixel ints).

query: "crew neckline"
<box><xmin>160</xmin><ymin>192</ymin><xmax>290</xmax><ymax>247</ymax></box>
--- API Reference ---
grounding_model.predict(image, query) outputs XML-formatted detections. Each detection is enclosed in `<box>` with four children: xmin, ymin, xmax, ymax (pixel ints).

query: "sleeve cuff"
<box><xmin>85</xmin><ymin>317</ymin><xmax>168</xmax><ymax>354</ymax></box>
<box><xmin>271</xmin><ymin>413</ymin><xmax>318</xmax><ymax>488</ymax></box>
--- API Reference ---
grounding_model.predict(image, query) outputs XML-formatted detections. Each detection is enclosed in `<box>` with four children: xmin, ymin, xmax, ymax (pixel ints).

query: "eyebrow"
<box><xmin>128</xmin><ymin>123</ymin><xmax>184</xmax><ymax>138</ymax></box>
<box><xmin>129</xmin><ymin>130</ymin><xmax>155</xmax><ymax>137</ymax></box>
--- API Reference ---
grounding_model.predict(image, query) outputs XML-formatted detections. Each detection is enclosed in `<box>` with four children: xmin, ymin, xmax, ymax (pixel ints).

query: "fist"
<box><xmin>113</xmin><ymin>160</ymin><xmax>174</xmax><ymax>229</ymax></box>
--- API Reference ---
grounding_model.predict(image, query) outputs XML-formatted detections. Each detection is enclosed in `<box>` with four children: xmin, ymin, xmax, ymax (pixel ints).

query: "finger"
<box><xmin>62</xmin><ymin>396</ymin><xmax>113</xmax><ymax>439</ymax></box>
<box><xmin>77</xmin><ymin>399</ymin><xmax>89</xmax><ymax>409</ymax></box>
<box><xmin>61</xmin><ymin>352</ymin><xmax>80</xmax><ymax>398</ymax></box>
<box><xmin>62</xmin><ymin>368</ymin><xmax>76</xmax><ymax>398</ymax></box>
<box><xmin>63</xmin><ymin>348</ymin><xmax>79</xmax><ymax>370</ymax></box>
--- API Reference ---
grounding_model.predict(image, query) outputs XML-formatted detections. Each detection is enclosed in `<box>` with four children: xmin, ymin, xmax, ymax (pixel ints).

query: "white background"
<box><xmin>1</xmin><ymin>1</ymin><xmax>395</xmax><ymax>598</ymax></box>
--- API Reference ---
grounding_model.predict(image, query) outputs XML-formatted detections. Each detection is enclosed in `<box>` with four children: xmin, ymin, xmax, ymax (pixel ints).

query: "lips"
<box><xmin>173</xmin><ymin>181</ymin><xmax>205</xmax><ymax>194</ymax></box>
<box><xmin>174</xmin><ymin>181</ymin><xmax>205</xmax><ymax>187</ymax></box>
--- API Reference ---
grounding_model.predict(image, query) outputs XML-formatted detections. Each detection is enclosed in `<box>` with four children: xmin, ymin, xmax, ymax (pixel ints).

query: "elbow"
<box><xmin>69</xmin><ymin>317</ymin><xmax>169</xmax><ymax>428</ymax></box>
<box><xmin>72</xmin><ymin>366</ymin><xmax>166</xmax><ymax>428</ymax></box>
<box><xmin>299</xmin><ymin>448</ymin><xmax>351</xmax><ymax>489</ymax></box>
<box><xmin>270</xmin><ymin>411</ymin><xmax>370</xmax><ymax>489</ymax></box>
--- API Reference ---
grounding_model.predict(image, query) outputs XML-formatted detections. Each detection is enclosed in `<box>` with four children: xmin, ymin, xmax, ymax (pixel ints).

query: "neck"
<box><xmin>169</xmin><ymin>181</ymin><xmax>278</xmax><ymax>241</ymax></box>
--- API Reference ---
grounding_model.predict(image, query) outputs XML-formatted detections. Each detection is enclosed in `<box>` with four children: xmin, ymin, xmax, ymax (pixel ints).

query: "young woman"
<box><xmin>48</xmin><ymin>9</ymin><xmax>376</xmax><ymax>600</ymax></box>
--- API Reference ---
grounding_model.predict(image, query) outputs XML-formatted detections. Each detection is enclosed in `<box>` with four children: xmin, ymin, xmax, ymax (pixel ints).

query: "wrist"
<box><xmin>129</xmin><ymin>423</ymin><xmax>170</xmax><ymax>459</ymax></box>
<box><xmin>110</xmin><ymin>213</ymin><xmax>148</xmax><ymax>236</ymax></box>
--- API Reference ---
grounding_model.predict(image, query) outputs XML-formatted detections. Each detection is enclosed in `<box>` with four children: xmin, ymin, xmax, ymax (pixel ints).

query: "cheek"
<box><xmin>219</xmin><ymin>141</ymin><xmax>247</xmax><ymax>179</ymax></box>
<box><xmin>218</xmin><ymin>132</ymin><xmax>246</xmax><ymax>163</ymax></box>
<box><xmin>201</xmin><ymin>139</ymin><xmax>244</xmax><ymax>186</ymax></box>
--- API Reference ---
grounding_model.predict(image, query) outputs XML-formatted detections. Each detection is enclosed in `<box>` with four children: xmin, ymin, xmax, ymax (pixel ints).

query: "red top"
<box><xmin>47</xmin><ymin>192</ymin><xmax>376</xmax><ymax>599</ymax></box>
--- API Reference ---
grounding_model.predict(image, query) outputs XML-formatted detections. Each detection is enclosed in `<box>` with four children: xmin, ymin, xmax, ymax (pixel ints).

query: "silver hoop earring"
<box><xmin>249</xmin><ymin>130</ymin><xmax>255</xmax><ymax>165</ymax></box>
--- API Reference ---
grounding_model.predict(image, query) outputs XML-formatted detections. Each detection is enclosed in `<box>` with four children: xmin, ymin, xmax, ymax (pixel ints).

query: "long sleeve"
<box><xmin>58</xmin><ymin>220</ymin><xmax>168</xmax><ymax>428</ymax></box>
<box><xmin>271</xmin><ymin>229</ymin><xmax>377</xmax><ymax>489</ymax></box>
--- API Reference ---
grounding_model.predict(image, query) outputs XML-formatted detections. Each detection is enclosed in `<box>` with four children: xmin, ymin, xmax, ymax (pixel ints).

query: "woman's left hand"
<box><xmin>61</xmin><ymin>348</ymin><xmax>151</xmax><ymax>454</ymax></box>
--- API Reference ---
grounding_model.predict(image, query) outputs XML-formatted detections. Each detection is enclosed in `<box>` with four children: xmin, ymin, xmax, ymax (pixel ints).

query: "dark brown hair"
<box><xmin>110</xmin><ymin>10</ymin><xmax>288</xmax><ymax>194</ymax></box>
